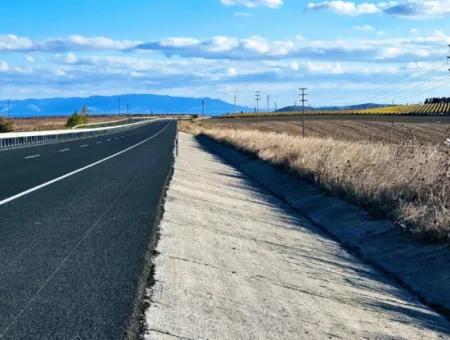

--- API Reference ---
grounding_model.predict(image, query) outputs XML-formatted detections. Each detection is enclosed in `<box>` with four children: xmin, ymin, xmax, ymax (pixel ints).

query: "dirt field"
<box><xmin>4</xmin><ymin>114</ymin><xmax>189</xmax><ymax>132</ymax></box>
<box><xmin>203</xmin><ymin>115</ymin><xmax>450</xmax><ymax>146</ymax></box>
<box><xmin>8</xmin><ymin>115</ymin><xmax>132</xmax><ymax>132</ymax></box>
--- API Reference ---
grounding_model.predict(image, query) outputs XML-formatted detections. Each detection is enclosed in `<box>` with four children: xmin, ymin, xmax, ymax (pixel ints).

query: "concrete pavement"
<box><xmin>144</xmin><ymin>132</ymin><xmax>450</xmax><ymax>340</ymax></box>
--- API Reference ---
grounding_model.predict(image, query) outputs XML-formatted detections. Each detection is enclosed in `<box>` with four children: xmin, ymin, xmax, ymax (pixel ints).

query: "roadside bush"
<box><xmin>66</xmin><ymin>106</ymin><xmax>89</xmax><ymax>128</ymax></box>
<box><xmin>0</xmin><ymin>117</ymin><xmax>14</xmax><ymax>132</ymax></box>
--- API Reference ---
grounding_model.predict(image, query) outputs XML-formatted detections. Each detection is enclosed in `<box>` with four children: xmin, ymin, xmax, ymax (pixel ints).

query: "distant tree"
<box><xmin>0</xmin><ymin>117</ymin><xmax>14</xmax><ymax>132</ymax></box>
<box><xmin>66</xmin><ymin>107</ymin><xmax>89</xmax><ymax>128</ymax></box>
<box><xmin>80</xmin><ymin>105</ymin><xmax>89</xmax><ymax>115</ymax></box>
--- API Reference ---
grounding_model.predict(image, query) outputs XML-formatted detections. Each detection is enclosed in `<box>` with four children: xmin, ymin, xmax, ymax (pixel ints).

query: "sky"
<box><xmin>1</xmin><ymin>0</ymin><xmax>450</xmax><ymax>108</ymax></box>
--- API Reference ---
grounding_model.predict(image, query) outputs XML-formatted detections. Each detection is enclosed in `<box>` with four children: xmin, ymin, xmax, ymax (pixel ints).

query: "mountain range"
<box><xmin>0</xmin><ymin>94</ymin><xmax>250</xmax><ymax>117</ymax></box>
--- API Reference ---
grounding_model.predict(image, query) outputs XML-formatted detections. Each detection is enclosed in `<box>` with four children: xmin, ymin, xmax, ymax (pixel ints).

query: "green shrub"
<box><xmin>0</xmin><ymin>117</ymin><xmax>14</xmax><ymax>132</ymax></box>
<box><xmin>66</xmin><ymin>106</ymin><xmax>89</xmax><ymax>128</ymax></box>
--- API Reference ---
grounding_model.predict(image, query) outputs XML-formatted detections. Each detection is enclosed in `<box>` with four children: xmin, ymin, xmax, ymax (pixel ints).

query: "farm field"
<box><xmin>226</xmin><ymin>103</ymin><xmax>450</xmax><ymax>118</ymax></box>
<box><xmin>203</xmin><ymin>115</ymin><xmax>450</xmax><ymax>146</ymax></box>
<box><xmin>8</xmin><ymin>115</ymin><xmax>131</xmax><ymax>132</ymax></box>
<box><xmin>2</xmin><ymin>114</ymin><xmax>190</xmax><ymax>132</ymax></box>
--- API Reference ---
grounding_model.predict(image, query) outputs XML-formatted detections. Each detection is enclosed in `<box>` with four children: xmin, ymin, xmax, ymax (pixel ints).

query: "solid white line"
<box><xmin>80</xmin><ymin>144</ymin><xmax>89</xmax><ymax>148</ymax></box>
<box><xmin>25</xmin><ymin>154</ymin><xmax>40</xmax><ymax>159</ymax></box>
<box><xmin>58</xmin><ymin>148</ymin><xmax>70</xmax><ymax>153</ymax></box>
<box><xmin>0</xmin><ymin>123</ymin><xmax>171</xmax><ymax>207</ymax></box>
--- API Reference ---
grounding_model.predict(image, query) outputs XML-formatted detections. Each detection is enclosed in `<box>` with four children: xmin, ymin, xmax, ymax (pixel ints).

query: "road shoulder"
<box><xmin>143</xmin><ymin>132</ymin><xmax>449</xmax><ymax>340</ymax></box>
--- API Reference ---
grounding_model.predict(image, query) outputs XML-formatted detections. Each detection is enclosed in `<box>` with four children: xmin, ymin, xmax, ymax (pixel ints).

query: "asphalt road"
<box><xmin>0</xmin><ymin>120</ymin><xmax>177</xmax><ymax>339</ymax></box>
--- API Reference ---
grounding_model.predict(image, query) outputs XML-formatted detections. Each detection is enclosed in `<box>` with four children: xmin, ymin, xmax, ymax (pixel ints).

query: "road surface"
<box><xmin>0</xmin><ymin>120</ymin><xmax>177</xmax><ymax>339</ymax></box>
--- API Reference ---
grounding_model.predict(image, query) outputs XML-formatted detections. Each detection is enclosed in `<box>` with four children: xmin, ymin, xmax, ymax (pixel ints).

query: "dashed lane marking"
<box><xmin>24</xmin><ymin>154</ymin><xmax>40</xmax><ymax>159</ymax></box>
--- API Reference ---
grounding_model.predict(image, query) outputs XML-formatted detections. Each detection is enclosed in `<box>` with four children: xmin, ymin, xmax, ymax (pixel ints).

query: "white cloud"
<box><xmin>354</xmin><ymin>24</ymin><xmax>375</xmax><ymax>32</ymax></box>
<box><xmin>307</xmin><ymin>1</ymin><xmax>379</xmax><ymax>15</ymax></box>
<box><xmin>159</xmin><ymin>37</ymin><xmax>200</xmax><ymax>48</ymax></box>
<box><xmin>137</xmin><ymin>32</ymin><xmax>450</xmax><ymax>62</ymax></box>
<box><xmin>221</xmin><ymin>0</ymin><xmax>283</xmax><ymax>8</ymax></box>
<box><xmin>307</xmin><ymin>0</ymin><xmax>450</xmax><ymax>18</ymax></box>
<box><xmin>64</xmin><ymin>52</ymin><xmax>79</xmax><ymax>64</ymax></box>
<box><xmin>0</xmin><ymin>35</ymin><xmax>33</xmax><ymax>51</ymax></box>
<box><xmin>0</xmin><ymin>61</ymin><xmax>9</xmax><ymax>72</ymax></box>
<box><xmin>0</xmin><ymin>34</ymin><xmax>139</xmax><ymax>52</ymax></box>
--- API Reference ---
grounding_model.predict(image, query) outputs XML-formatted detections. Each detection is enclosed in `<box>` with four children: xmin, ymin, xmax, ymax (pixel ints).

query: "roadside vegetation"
<box><xmin>180</xmin><ymin>120</ymin><xmax>450</xmax><ymax>242</ymax></box>
<box><xmin>66</xmin><ymin>105</ymin><xmax>89</xmax><ymax>128</ymax></box>
<box><xmin>0</xmin><ymin>117</ymin><xmax>14</xmax><ymax>132</ymax></box>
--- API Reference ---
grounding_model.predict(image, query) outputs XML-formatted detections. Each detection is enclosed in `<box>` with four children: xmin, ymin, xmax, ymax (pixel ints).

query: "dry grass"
<box><xmin>8</xmin><ymin>115</ymin><xmax>134</xmax><ymax>132</ymax></box>
<box><xmin>180</xmin><ymin>120</ymin><xmax>450</xmax><ymax>242</ymax></box>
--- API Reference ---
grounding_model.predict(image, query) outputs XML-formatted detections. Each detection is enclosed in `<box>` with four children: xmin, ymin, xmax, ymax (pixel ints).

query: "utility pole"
<box><xmin>233</xmin><ymin>95</ymin><xmax>237</xmax><ymax>117</ymax></box>
<box><xmin>266</xmin><ymin>94</ymin><xmax>271</xmax><ymax>113</ymax></box>
<box><xmin>118</xmin><ymin>96</ymin><xmax>121</xmax><ymax>115</ymax></box>
<box><xmin>448</xmin><ymin>44</ymin><xmax>450</xmax><ymax>73</ymax></box>
<box><xmin>201</xmin><ymin>99</ymin><xmax>205</xmax><ymax>115</ymax></box>
<box><xmin>299</xmin><ymin>88</ymin><xmax>308</xmax><ymax>138</ymax></box>
<box><xmin>274</xmin><ymin>102</ymin><xmax>278</xmax><ymax>112</ymax></box>
<box><xmin>255</xmin><ymin>91</ymin><xmax>261</xmax><ymax>124</ymax></box>
<box><xmin>126</xmin><ymin>103</ymin><xmax>129</xmax><ymax>115</ymax></box>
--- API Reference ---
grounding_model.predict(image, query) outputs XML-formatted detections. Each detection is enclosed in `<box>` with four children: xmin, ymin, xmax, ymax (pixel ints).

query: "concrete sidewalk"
<box><xmin>144</xmin><ymin>133</ymin><xmax>450</xmax><ymax>340</ymax></box>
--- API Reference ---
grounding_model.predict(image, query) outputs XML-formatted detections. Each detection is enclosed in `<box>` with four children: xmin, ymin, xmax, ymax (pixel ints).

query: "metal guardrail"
<box><xmin>0</xmin><ymin>118</ymin><xmax>157</xmax><ymax>150</ymax></box>
<box><xmin>73</xmin><ymin>117</ymin><xmax>133</xmax><ymax>129</ymax></box>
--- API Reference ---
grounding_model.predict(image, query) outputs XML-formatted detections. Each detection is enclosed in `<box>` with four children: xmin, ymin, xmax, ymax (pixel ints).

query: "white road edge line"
<box><xmin>0</xmin><ymin>123</ymin><xmax>171</xmax><ymax>207</ymax></box>
<box><xmin>24</xmin><ymin>154</ymin><xmax>40</xmax><ymax>159</ymax></box>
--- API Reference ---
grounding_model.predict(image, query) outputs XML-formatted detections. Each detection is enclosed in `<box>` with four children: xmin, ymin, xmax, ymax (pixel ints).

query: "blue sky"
<box><xmin>0</xmin><ymin>0</ymin><xmax>450</xmax><ymax>107</ymax></box>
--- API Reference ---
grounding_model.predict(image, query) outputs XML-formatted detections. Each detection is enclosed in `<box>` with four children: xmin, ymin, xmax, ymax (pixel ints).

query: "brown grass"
<box><xmin>180</xmin><ymin>120</ymin><xmax>450</xmax><ymax>242</ymax></box>
<box><xmin>9</xmin><ymin>115</ymin><xmax>134</xmax><ymax>132</ymax></box>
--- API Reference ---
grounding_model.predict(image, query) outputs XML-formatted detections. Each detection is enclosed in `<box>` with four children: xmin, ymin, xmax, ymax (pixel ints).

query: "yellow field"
<box><xmin>225</xmin><ymin>103</ymin><xmax>450</xmax><ymax>117</ymax></box>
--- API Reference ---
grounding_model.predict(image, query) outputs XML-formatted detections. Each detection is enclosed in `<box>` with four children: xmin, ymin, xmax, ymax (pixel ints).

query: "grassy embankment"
<box><xmin>180</xmin><ymin>120</ymin><xmax>450</xmax><ymax>242</ymax></box>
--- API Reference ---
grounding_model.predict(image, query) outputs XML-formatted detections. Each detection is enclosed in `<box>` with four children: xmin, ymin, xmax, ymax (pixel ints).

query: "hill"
<box><xmin>0</xmin><ymin>94</ymin><xmax>250</xmax><ymax>117</ymax></box>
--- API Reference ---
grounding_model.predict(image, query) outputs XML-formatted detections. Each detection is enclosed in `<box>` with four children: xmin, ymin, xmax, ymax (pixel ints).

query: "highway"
<box><xmin>0</xmin><ymin>120</ymin><xmax>177</xmax><ymax>339</ymax></box>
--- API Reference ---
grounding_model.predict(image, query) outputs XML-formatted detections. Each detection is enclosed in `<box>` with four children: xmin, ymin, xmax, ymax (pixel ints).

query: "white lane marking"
<box><xmin>24</xmin><ymin>154</ymin><xmax>40</xmax><ymax>159</ymax></box>
<box><xmin>0</xmin><ymin>123</ymin><xmax>171</xmax><ymax>207</ymax></box>
<box><xmin>80</xmin><ymin>144</ymin><xmax>89</xmax><ymax>148</ymax></box>
<box><xmin>106</xmin><ymin>139</ymin><xmax>111</xmax><ymax>142</ymax></box>
<box><xmin>58</xmin><ymin>148</ymin><xmax>70</xmax><ymax>153</ymax></box>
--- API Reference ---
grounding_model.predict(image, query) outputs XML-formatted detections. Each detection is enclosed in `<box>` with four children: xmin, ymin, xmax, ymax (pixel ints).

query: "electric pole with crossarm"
<box><xmin>255</xmin><ymin>91</ymin><xmax>261</xmax><ymax>124</ymax></box>
<box><xmin>299</xmin><ymin>88</ymin><xmax>308</xmax><ymax>138</ymax></box>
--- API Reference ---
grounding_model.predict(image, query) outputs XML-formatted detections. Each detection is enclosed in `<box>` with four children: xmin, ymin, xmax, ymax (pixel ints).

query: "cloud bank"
<box><xmin>307</xmin><ymin>1</ymin><xmax>450</xmax><ymax>18</ymax></box>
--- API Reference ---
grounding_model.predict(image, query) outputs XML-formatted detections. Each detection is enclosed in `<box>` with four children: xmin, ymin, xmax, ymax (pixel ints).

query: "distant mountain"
<box><xmin>278</xmin><ymin>103</ymin><xmax>389</xmax><ymax>112</ymax></box>
<box><xmin>0</xmin><ymin>94</ymin><xmax>250</xmax><ymax>117</ymax></box>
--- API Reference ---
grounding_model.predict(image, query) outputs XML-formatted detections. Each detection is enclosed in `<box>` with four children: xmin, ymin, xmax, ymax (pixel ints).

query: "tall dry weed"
<box><xmin>180</xmin><ymin>121</ymin><xmax>450</xmax><ymax>242</ymax></box>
